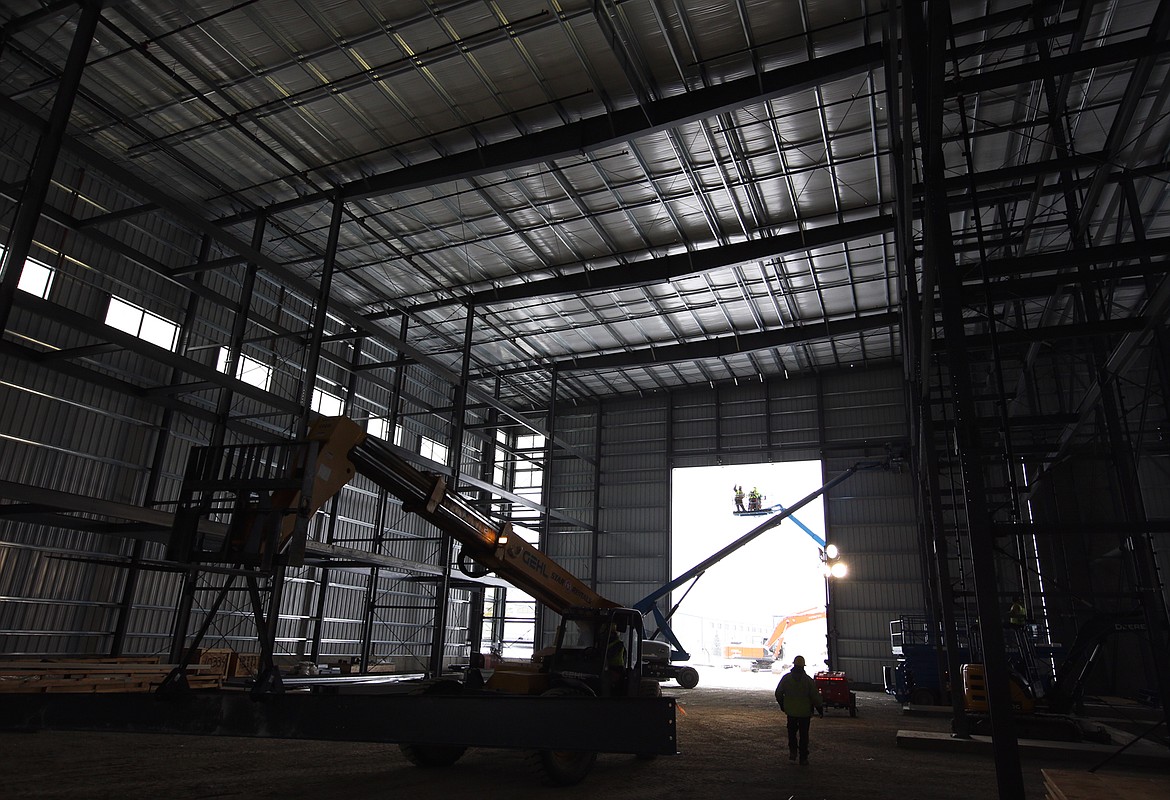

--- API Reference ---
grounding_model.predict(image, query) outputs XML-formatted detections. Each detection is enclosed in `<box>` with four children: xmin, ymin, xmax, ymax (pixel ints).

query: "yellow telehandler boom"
<box><xmin>306</xmin><ymin>416</ymin><xmax>615</xmax><ymax>615</ymax></box>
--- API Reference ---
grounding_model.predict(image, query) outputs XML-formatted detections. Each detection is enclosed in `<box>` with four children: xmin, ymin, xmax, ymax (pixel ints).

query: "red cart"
<box><xmin>814</xmin><ymin>670</ymin><xmax>857</xmax><ymax>717</ymax></box>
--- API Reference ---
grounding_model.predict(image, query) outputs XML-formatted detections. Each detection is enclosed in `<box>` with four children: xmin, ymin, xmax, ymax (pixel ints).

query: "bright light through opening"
<box><xmin>671</xmin><ymin>461</ymin><xmax>828</xmax><ymax>685</ymax></box>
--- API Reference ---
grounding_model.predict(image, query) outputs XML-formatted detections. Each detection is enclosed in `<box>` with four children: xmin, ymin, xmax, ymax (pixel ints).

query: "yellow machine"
<box><xmin>961</xmin><ymin>663</ymin><xmax>1037</xmax><ymax>713</ymax></box>
<box><xmin>763</xmin><ymin>607</ymin><xmax>827</xmax><ymax>660</ymax></box>
<box><xmin>726</xmin><ymin>607</ymin><xmax>827</xmax><ymax>670</ymax></box>
<box><xmin>301</xmin><ymin>417</ymin><xmax>663</xmax><ymax>783</ymax></box>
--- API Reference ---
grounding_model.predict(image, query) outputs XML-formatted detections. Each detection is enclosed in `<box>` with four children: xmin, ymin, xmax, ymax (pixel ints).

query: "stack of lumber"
<box><xmin>0</xmin><ymin>654</ymin><xmax>223</xmax><ymax>693</ymax></box>
<box><xmin>230</xmin><ymin>651</ymin><xmax>260</xmax><ymax>678</ymax></box>
<box><xmin>1043</xmin><ymin>768</ymin><xmax>1170</xmax><ymax>800</ymax></box>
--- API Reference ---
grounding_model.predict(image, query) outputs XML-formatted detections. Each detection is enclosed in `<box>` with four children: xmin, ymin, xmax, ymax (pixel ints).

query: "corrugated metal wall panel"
<box><xmin>0</xmin><ymin>207</ymin><xmax>467</xmax><ymax>674</ymax></box>
<box><xmin>545</xmin><ymin>366</ymin><xmax>918</xmax><ymax>684</ymax></box>
<box><xmin>548</xmin><ymin>531</ymin><xmax>595</xmax><ymax>562</ymax></box>
<box><xmin>3</xmin><ymin>116</ymin><xmax>920</xmax><ymax>674</ymax></box>
<box><xmin>818</xmin><ymin>368</ymin><xmax>920</xmax><ymax>685</ymax></box>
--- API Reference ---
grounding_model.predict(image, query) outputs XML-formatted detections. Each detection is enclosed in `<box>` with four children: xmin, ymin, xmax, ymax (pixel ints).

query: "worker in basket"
<box><xmin>734</xmin><ymin>485</ymin><xmax>746</xmax><ymax>512</ymax></box>
<box><xmin>748</xmin><ymin>487</ymin><xmax>762</xmax><ymax>512</ymax></box>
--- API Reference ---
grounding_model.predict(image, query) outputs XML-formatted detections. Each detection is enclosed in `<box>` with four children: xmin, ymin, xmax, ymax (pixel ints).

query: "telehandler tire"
<box><xmin>398</xmin><ymin>679</ymin><xmax>468</xmax><ymax>768</ymax></box>
<box><xmin>398</xmin><ymin>743</ymin><xmax>467</xmax><ymax>768</ymax></box>
<box><xmin>676</xmin><ymin>666</ymin><xmax>700</xmax><ymax>689</ymax></box>
<box><xmin>530</xmin><ymin>687</ymin><xmax>597</xmax><ymax>785</ymax></box>
<box><xmin>909</xmin><ymin>687</ymin><xmax>936</xmax><ymax>706</ymax></box>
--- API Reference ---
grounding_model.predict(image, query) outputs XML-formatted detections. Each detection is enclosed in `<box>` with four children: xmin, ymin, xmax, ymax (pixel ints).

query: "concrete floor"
<box><xmin>1</xmin><ymin>666</ymin><xmax>1166</xmax><ymax>799</ymax></box>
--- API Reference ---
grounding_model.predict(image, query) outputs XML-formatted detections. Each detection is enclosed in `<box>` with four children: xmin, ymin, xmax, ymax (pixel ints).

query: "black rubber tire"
<box><xmin>530</xmin><ymin>748</ymin><xmax>597</xmax><ymax>786</ymax></box>
<box><xmin>398</xmin><ymin>743</ymin><xmax>467</xmax><ymax>768</ymax></box>
<box><xmin>530</xmin><ymin>687</ymin><xmax>598</xmax><ymax>785</ymax></box>
<box><xmin>676</xmin><ymin>666</ymin><xmax>700</xmax><ymax>689</ymax></box>
<box><xmin>909</xmin><ymin>687</ymin><xmax>936</xmax><ymax>706</ymax></box>
<box><xmin>639</xmin><ymin>678</ymin><xmax>663</xmax><ymax>698</ymax></box>
<box><xmin>398</xmin><ymin>678</ymin><xmax>468</xmax><ymax>768</ymax></box>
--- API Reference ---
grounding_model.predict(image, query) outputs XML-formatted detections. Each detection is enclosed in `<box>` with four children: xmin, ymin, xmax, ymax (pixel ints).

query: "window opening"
<box><xmin>216</xmin><ymin>347</ymin><xmax>271</xmax><ymax>390</ymax></box>
<box><xmin>368</xmin><ymin>417</ymin><xmax>390</xmax><ymax>440</ymax></box>
<box><xmin>671</xmin><ymin>461</ymin><xmax>828</xmax><ymax>689</ymax></box>
<box><xmin>7</xmin><ymin>248</ymin><xmax>55</xmax><ymax>299</ymax></box>
<box><xmin>420</xmin><ymin>435</ymin><xmax>448</xmax><ymax>464</ymax></box>
<box><xmin>105</xmin><ymin>295</ymin><xmax>179</xmax><ymax>351</ymax></box>
<box><xmin>311</xmin><ymin>388</ymin><xmax>344</xmax><ymax>417</ymax></box>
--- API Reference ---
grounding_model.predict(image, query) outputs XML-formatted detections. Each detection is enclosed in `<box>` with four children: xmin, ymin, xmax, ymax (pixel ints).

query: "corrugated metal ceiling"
<box><xmin>1</xmin><ymin>0</ymin><xmax>1166</xmax><ymax>408</ymax></box>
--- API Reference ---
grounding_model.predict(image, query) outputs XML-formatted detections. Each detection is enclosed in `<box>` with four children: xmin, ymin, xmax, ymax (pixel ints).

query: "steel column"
<box><xmin>535</xmin><ymin>364</ymin><xmax>560</xmax><ymax>645</ymax></box>
<box><xmin>111</xmin><ymin>236</ymin><xmax>210</xmax><ymax>656</ymax></box>
<box><xmin>0</xmin><ymin>0</ymin><xmax>102</xmax><ymax>335</ymax></box>
<box><xmin>358</xmin><ymin>487</ymin><xmax>389</xmax><ymax>672</ymax></box>
<box><xmin>467</xmin><ymin>586</ymin><xmax>485</xmax><ymax>657</ymax></box>
<box><xmin>165</xmin><ymin>215</ymin><xmax>265</xmax><ymax>664</ymax></box>
<box><xmin>360</xmin><ymin>314</ymin><xmax>411</xmax><ymax>670</ymax></box>
<box><xmin>427</xmin><ymin>303</ymin><xmax>476</xmax><ymax>676</ymax></box>
<box><xmin>592</xmin><ymin>400</ymin><xmax>604</xmax><ymax>592</ymax></box>
<box><xmin>211</xmin><ymin>214</ymin><xmax>265</xmax><ymax>450</ymax></box>
<box><xmin>307</xmin><ymin>338</ymin><xmax>365</xmax><ymax>662</ymax></box>
<box><xmin>816</xmin><ymin>376</ymin><xmax>835</xmax><ymax>669</ymax></box>
<box><xmin>906</xmin><ymin>1</ymin><xmax>1024</xmax><ymax>795</ymax></box>
<box><xmin>297</xmin><ymin>193</ymin><xmax>344</xmax><ymax>435</ymax></box>
<box><xmin>541</xmin><ymin>366</ymin><xmax>559</xmax><ymax>553</ymax></box>
<box><xmin>920</xmin><ymin>403</ymin><xmax>970</xmax><ymax>730</ymax></box>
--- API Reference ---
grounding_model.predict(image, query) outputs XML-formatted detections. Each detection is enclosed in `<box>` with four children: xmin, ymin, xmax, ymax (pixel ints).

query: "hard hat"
<box><xmin>793</xmin><ymin>655</ymin><xmax>805</xmax><ymax>667</ymax></box>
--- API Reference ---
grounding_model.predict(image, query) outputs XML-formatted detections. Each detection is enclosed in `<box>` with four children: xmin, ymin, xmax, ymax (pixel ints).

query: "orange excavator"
<box><xmin>765</xmin><ymin>608</ymin><xmax>828</xmax><ymax>659</ymax></box>
<box><xmin>736</xmin><ymin>607</ymin><xmax>826</xmax><ymax>671</ymax></box>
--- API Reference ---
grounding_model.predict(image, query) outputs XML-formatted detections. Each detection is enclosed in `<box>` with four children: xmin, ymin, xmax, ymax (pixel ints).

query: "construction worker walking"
<box><xmin>775</xmin><ymin>654</ymin><xmax>823</xmax><ymax>765</ymax></box>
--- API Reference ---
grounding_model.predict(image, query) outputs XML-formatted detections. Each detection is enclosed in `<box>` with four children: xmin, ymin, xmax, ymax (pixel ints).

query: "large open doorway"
<box><xmin>669</xmin><ymin>462</ymin><xmax>828</xmax><ymax>688</ymax></box>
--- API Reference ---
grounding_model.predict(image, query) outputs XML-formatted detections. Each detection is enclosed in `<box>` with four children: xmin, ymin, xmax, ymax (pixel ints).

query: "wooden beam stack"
<box><xmin>1043</xmin><ymin>768</ymin><xmax>1170</xmax><ymax>800</ymax></box>
<box><xmin>0</xmin><ymin>654</ymin><xmax>227</xmax><ymax>693</ymax></box>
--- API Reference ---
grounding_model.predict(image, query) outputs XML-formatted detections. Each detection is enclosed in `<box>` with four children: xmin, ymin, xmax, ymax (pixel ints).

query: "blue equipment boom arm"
<box><xmin>641</xmin><ymin>458</ymin><xmax>884</xmax><ymax>626</ymax></box>
<box><xmin>767</xmin><ymin>503</ymin><xmax>825</xmax><ymax>547</ymax></box>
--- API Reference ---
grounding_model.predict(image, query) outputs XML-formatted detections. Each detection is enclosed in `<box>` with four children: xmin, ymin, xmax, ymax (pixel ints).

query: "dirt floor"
<box><xmin>1</xmin><ymin>666</ymin><xmax>1166</xmax><ymax>799</ymax></box>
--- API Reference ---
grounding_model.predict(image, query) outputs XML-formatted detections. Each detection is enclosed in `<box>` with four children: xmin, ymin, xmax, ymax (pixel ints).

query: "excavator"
<box><xmin>746</xmin><ymin>607</ymin><xmax>828</xmax><ymax>672</ymax></box>
<box><xmin>720</xmin><ymin>608</ymin><xmax>826</xmax><ymax>668</ymax></box>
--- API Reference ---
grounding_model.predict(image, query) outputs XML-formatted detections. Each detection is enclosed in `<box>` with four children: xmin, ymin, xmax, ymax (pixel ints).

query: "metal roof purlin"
<box><xmin>556</xmin><ymin>311</ymin><xmax>899</xmax><ymax>371</ymax></box>
<box><xmin>412</xmin><ymin>215</ymin><xmax>895</xmax><ymax>310</ymax></box>
<box><xmin>0</xmin><ymin>94</ymin><xmax>575</xmax><ymax>457</ymax></box>
<box><xmin>219</xmin><ymin>43</ymin><xmax>884</xmax><ymax>224</ymax></box>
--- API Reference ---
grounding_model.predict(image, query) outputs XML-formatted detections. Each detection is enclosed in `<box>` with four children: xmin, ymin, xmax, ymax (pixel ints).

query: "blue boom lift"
<box><xmin>635</xmin><ymin>457</ymin><xmax>893</xmax><ymax>688</ymax></box>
